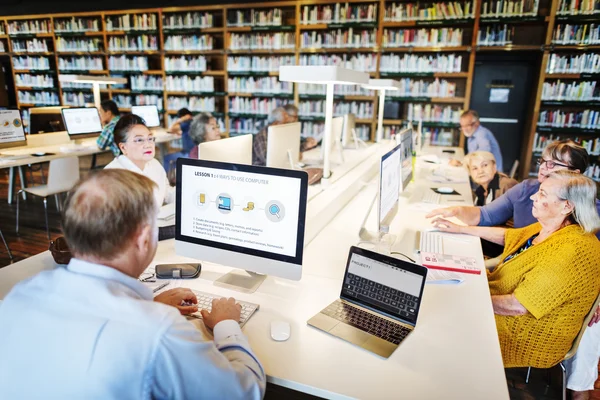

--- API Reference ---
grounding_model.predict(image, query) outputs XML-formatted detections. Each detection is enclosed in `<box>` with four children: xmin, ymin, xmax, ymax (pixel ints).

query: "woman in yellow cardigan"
<box><xmin>430</xmin><ymin>170</ymin><xmax>600</xmax><ymax>369</ymax></box>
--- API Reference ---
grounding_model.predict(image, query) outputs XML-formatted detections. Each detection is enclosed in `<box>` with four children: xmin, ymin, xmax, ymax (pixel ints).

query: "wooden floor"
<box><xmin>1</xmin><ymin>155</ymin><xmax>600</xmax><ymax>400</ymax></box>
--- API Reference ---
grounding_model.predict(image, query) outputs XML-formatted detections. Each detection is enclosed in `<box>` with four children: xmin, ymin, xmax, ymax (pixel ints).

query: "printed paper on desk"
<box><xmin>421</xmin><ymin>252</ymin><xmax>481</xmax><ymax>275</ymax></box>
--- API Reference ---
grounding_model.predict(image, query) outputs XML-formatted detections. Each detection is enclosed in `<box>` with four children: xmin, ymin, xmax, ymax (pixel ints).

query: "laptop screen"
<box><xmin>341</xmin><ymin>247</ymin><xmax>427</xmax><ymax>326</ymax></box>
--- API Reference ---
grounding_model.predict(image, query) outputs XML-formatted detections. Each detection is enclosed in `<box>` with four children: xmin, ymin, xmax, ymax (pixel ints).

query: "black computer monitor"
<box><xmin>29</xmin><ymin>106</ymin><xmax>68</xmax><ymax>134</ymax></box>
<box><xmin>61</xmin><ymin>107</ymin><xmax>103</xmax><ymax>140</ymax></box>
<box><xmin>0</xmin><ymin>109</ymin><xmax>26</xmax><ymax>150</ymax></box>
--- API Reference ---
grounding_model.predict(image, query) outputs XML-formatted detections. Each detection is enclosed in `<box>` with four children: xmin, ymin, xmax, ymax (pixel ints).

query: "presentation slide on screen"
<box><xmin>63</xmin><ymin>108</ymin><xmax>102</xmax><ymax>135</ymax></box>
<box><xmin>379</xmin><ymin>148</ymin><xmax>400</xmax><ymax>222</ymax></box>
<box><xmin>180</xmin><ymin>165</ymin><xmax>302</xmax><ymax>257</ymax></box>
<box><xmin>0</xmin><ymin>110</ymin><xmax>25</xmax><ymax>144</ymax></box>
<box><xmin>132</xmin><ymin>106</ymin><xmax>160</xmax><ymax>127</ymax></box>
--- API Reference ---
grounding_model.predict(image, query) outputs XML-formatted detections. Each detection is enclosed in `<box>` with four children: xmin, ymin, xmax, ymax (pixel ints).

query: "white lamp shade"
<box><xmin>361</xmin><ymin>79</ymin><xmax>400</xmax><ymax>91</ymax></box>
<box><xmin>58</xmin><ymin>75</ymin><xmax>127</xmax><ymax>85</ymax></box>
<box><xmin>279</xmin><ymin>65</ymin><xmax>369</xmax><ymax>85</ymax></box>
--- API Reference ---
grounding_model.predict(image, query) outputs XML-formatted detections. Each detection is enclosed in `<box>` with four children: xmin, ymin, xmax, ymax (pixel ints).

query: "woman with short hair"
<box><xmin>188</xmin><ymin>112</ymin><xmax>222</xmax><ymax>159</ymax></box>
<box><xmin>464</xmin><ymin>151</ymin><xmax>518</xmax><ymax>206</ymax></box>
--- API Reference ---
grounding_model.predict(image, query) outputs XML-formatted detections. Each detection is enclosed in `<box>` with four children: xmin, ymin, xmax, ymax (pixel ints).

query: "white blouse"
<box><xmin>105</xmin><ymin>155</ymin><xmax>174</xmax><ymax>206</ymax></box>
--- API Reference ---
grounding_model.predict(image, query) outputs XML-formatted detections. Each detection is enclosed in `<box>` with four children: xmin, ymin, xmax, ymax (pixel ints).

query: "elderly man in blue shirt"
<box><xmin>450</xmin><ymin>110</ymin><xmax>504</xmax><ymax>172</ymax></box>
<box><xmin>0</xmin><ymin>169</ymin><xmax>266</xmax><ymax>399</ymax></box>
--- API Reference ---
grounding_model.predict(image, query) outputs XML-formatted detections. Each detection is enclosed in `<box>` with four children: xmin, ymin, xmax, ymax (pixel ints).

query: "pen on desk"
<box><xmin>153</xmin><ymin>282</ymin><xmax>170</xmax><ymax>293</ymax></box>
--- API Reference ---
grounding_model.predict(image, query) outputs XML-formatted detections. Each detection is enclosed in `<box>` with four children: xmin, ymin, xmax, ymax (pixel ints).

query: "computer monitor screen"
<box><xmin>131</xmin><ymin>105</ymin><xmax>160</xmax><ymax>128</ymax></box>
<box><xmin>399</xmin><ymin>128</ymin><xmax>413</xmax><ymax>191</ymax></box>
<box><xmin>321</xmin><ymin>116</ymin><xmax>344</xmax><ymax>158</ymax></box>
<box><xmin>379</xmin><ymin>143</ymin><xmax>401</xmax><ymax>231</ymax></box>
<box><xmin>30</xmin><ymin>106</ymin><xmax>67</xmax><ymax>134</ymax></box>
<box><xmin>198</xmin><ymin>134</ymin><xmax>252</xmax><ymax>165</ymax></box>
<box><xmin>61</xmin><ymin>107</ymin><xmax>103</xmax><ymax>139</ymax></box>
<box><xmin>0</xmin><ymin>109</ymin><xmax>26</xmax><ymax>150</ymax></box>
<box><xmin>175</xmin><ymin>159</ymin><xmax>309</xmax><ymax>281</ymax></box>
<box><xmin>341</xmin><ymin>113</ymin><xmax>355</xmax><ymax>147</ymax></box>
<box><xmin>267</xmin><ymin>122</ymin><xmax>300</xmax><ymax>169</ymax></box>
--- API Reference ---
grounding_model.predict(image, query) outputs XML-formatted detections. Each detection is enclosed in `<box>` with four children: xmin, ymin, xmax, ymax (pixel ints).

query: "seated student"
<box><xmin>431</xmin><ymin>171</ymin><xmax>600</xmax><ymax>381</ymax></box>
<box><xmin>464</xmin><ymin>151</ymin><xmax>518</xmax><ymax>206</ymax></box>
<box><xmin>167</xmin><ymin>108</ymin><xmax>194</xmax><ymax>155</ymax></box>
<box><xmin>96</xmin><ymin>100</ymin><xmax>121</xmax><ymax>157</ymax></box>
<box><xmin>283</xmin><ymin>104</ymin><xmax>318</xmax><ymax>151</ymax></box>
<box><xmin>252</xmin><ymin>107</ymin><xmax>289</xmax><ymax>166</ymax></box>
<box><xmin>188</xmin><ymin>112</ymin><xmax>222</xmax><ymax>159</ymax></box>
<box><xmin>105</xmin><ymin>114</ymin><xmax>174</xmax><ymax>206</ymax></box>
<box><xmin>0</xmin><ymin>169</ymin><xmax>266</xmax><ymax>399</ymax></box>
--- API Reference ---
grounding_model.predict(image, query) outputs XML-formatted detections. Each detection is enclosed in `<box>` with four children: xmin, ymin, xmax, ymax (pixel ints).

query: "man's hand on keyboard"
<box><xmin>154</xmin><ymin>288</ymin><xmax>199</xmax><ymax>315</ymax></box>
<box><xmin>431</xmin><ymin>217</ymin><xmax>463</xmax><ymax>234</ymax></box>
<box><xmin>201</xmin><ymin>297</ymin><xmax>242</xmax><ymax>329</ymax></box>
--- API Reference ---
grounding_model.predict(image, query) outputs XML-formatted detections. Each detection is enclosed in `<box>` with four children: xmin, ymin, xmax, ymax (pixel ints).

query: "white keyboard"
<box><xmin>189</xmin><ymin>289</ymin><xmax>259</xmax><ymax>328</ymax></box>
<box><xmin>422</xmin><ymin>190</ymin><xmax>442</xmax><ymax>204</ymax></box>
<box><xmin>420</xmin><ymin>231</ymin><xmax>444</xmax><ymax>254</ymax></box>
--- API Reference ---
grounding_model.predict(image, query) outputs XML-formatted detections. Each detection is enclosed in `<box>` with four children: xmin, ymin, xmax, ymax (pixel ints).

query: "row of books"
<box><xmin>538</xmin><ymin>109</ymin><xmax>600</xmax><ymax>128</ymax></box>
<box><xmin>387</xmin><ymin>78</ymin><xmax>458</xmax><ymax>98</ymax></box>
<box><xmin>131</xmin><ymin>76</ymin><xmax>163</xmax><ymax>91</ymax></box>
<box><xmin>59</xmin><ymin>56</ymin><xmax>103</xmax><ymax>71</ymax></box>
<box><xmin>379</xmin><ymin>53</ymin><xmax>463</xmax><ymax>73</ymax></box>
<box><xmin>18</xmin><ymin>91</ymin><xmax>59</xmax><ymax>105</ymax></box>
<box><xmin>54</xmin><ymin>17</ymin><xmax>101</xmax><ymax>33</ymax></box>
<box><xmin>533</xmin><ymin>133</ymin><xmax>600</xmax><ymax>155</ymax></box>
<box><xmin>229</xmin><ymin>33</ymin><xmax>295</xmax><ymax>50</ymax></box>
<box><xmin>164</xmin><ymin>35</ymin><xmax>213</xmax><ymax>51</ymax></box>
<box><xmin>163</xmin><ymin>12</ymin><xmax>214</xmax><ymax>29</ymax></box>
<box><xmin>0</xmin><ymin>42</ymin><xmax>5</xmax><ymax>53</ymax></box>
<box><xmin>300</xmin><ymin>4</ymin><xmax>378</xmax><ymax>25</ymax></box>
<box><xmin>382</xmin><ymin>28</ymin><xmax>463</xmax><ymax>47</ymax></box>
<box><xmin>541</xmin><ymin>80</ymin><xmax>599</xmax><ymax>100</ymax></box>
<box><xmin>298</xmin><ymin>83</ymin><xmax>374</xmax><ymax>96</ymax></box>
<box><xmin>477</xmin><ymin>24</ymin><xmax>514</xmax><ymax>46</ymax></box>
<box><xmin>585</xmin><ymin>164</ymin><xmax>600</xmax><ymax>181</ymax></box>
<box><xmin>11</xmin><ymin>39</ymin><xmax>49</xmax><ymax>53</ymax></box>
<box><xmin>114</xmin><ymin>95</ymin><xmax>133</xmax><ymax>108</ymax></box>
<box><xmin>480</xmin><ymin>0</ymin><xmax>539</xmax><ymax>17</ymax></box>
<box><xmin>406</xmin><ymin>103</ymin><xmax>462</xmax><ymax>123</ymax></box>
<box><xmin>165</xmin><ymin>76</ymin><xmax>214</xmax><ymax>92</ymax></box>
<box><xmin>56</xmin><ymin>38</ymin><xmax>102</xmax><ymax>52</ymax></box>
<box><xmin>301</xmin><ymin>29</ymin><xmax>376</xmax><ymax>48</ymax></box>
<box><xmin>62</xmin><ymin>92</ymin><xmax>94</xmax><ymax>107</ymax></box>
<box><xmin>167</xmin><ymin>96</ymin><xmax>216</xmax><ymax>112</ymax></box>
<box><xmin>108</xmin><ymin>35</ymin><xmax>159</xmax><ymax>52</ymax></box>
<box><xmin>15</xmin><ymin>74</ymin><xmax>54</xmax><ymax>88</ymax></box>
<box><xmin>229</xmin><ymin>117</ymin><xmax>266</xmax><ymax>135</ymax></box>
<box><xmin>12</xmin><ymin>56</ymin><xmax>50</xmax><ymax>70</ymax></box>
<box><xmin>552</xmin><ymin>24</ymin><xmax>600</xmax><ymax>44</ymax></box>
<box><xmin>109</xmin><ymin>55</ymin><xmax>149</xmax><ymax>71</ymax></box>
<box><xmin>546</xmin><ymin>53</ymin><xmax>600</xmax><ymax>74</ymax></box>
<box><xmin>106</xmin><ymin>14</ymin><xmax>158</xmax><ymax>31</ymax></box>
<box><xmin>228</xmin><ymin>77</ymin><xmax>293</xmax><ymax>94</ymax></box>
<box><xmin>229</xmin><ymin>97</ymin><xmax>288</xmax><ymax>115</ymax></box>
<box><xmin>299</xmin><ymin>53</ymin><xmax>378</xmax><ymax>72</ymax></box>
<box><xmin>556</xmin><ymin>0</ymin><xmax>600</xmax><ymax>15</ymax></box>
<box><xmin>61</xmin><ymin>82</ymin><xmax>104</xmax><ymax>89</ymax></box>
<box><xmin>165</xmin><ymin>56</ymin><xmax>208</xmax><ymax>72</ymax></box>
<box><xmin>384</xmin><ymin>2</ymin><xmax>474</xmax><ymax>22</ymax></box>
<box><xmin>227</xmin><ymin>56</ymin><xmax>295</xmax><ymax>72</ymax></box>
<box><xmin>0</xmin><ymin>24</ymin><xmax>4</xmax><ymax>35</ymax></box>
<box><xmin>298</xmin><ymin>100</ymin><xmax>374</xmax><ymax>119</ymax></box>
<box><xmin>113</xmin><ymin>95</ymin><xmax>164</xmax><ymax>110</ymax></box>
<box><xmin>228</xmin><ymin>9</ymin><xmax>284</xmax><ymax>27</ymax></box>
<box><xmin>172</xmin><ymin>116</ymin><xmax>224</xmax><ymax>131</ymax></box>
<box><xmin>8</xmin><ymin>20</ymin><xmax>51</xmax><ymax>35</ymax></box>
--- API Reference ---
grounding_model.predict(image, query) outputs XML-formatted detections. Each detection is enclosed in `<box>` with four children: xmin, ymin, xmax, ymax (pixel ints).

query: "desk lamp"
<box><xmin>58</xmin><ymin>75</ymin><xmax>128</xmax><ymax>108</ymax></box>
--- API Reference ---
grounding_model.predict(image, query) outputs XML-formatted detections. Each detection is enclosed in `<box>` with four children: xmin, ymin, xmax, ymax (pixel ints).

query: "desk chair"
<box><xmin>0</xmin><ymin>227</ymin><xmax>13</xmax><ymax>261</ymax></box>
<box><xmin>525</xmin><ymin>292</ymin><xmax>600</xmax><ymax>400</ymax></box>
<box><xmin>16</xmin><ymin>157</ymin><xmax>80</xmax><ymax>240</ymax></box>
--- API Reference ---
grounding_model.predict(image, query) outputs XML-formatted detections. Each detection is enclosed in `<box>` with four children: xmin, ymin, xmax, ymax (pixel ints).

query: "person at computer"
<box><xmin>167</xmin><ymin>107</ymin><xmax>194</xmax><ymax>155</ymax></box>
<box><xmin>0</xmin><ymin>169</ymin><xmax>266</xmax><ymax>399</ymax></box>
<box><xmin>283</xmin><ymin>104</ymin><xmax>318</xmax><ymax>152</ymax></box>
<box><xmin>449</xmin><ymin>110</ymin><xmax>504</xmax><ymax>172</ymax></box>
<box><xmin>464</xmin><ymin>151</ymin><xmax>517</xmax><ymax>207</ymax></box>
<box><xmin>431</xmin><ymin>171</ymin><xmax>600</xmax><ymax>381</ymax></box>
<box><xmin>188</xmin><ymin>112</ymin><xmax>222</xmax><ymax>159</ymax></box>
<box><xmin>252</xmin><ymin>106</ymin><xmax>289</xmax><ymax>166</ymax></box>
<box><xmin>105</xmin><ymin>114</ymin><xmax>174</xmax><ymax>206</ymax></box>
<box><xmin>96</xmin><ymin>100</ymin><xmax>121</xmax><ymax>157</ymax></box>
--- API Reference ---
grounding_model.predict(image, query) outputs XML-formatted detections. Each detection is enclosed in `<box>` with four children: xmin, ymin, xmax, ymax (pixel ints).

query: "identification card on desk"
<box><xmin>421</xmin><ymin>252</ymin><xmax>481</xmax><ymax>275</ymax></box>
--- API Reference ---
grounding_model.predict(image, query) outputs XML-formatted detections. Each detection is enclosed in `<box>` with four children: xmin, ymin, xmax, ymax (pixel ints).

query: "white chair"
<box><xmin>16</xmin><ymin>157</ymin><xmax>80</xmax><ymax>240</ymax></box>
<box><xmin>509</xmin><ymin>160</ymin><xmax>519</xmax><ymax>180</ymax></box>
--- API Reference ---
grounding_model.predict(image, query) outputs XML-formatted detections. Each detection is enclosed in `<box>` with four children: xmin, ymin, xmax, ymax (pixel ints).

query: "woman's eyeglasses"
<box><xmin>130</xmin><ymin>137</ymin><xmax>156</xmax><ymax>145</ymax></box>
<box><xmin>536</xmin><ymin>158</ymin><xmax>572</xmax><ymax>169</ymax></box>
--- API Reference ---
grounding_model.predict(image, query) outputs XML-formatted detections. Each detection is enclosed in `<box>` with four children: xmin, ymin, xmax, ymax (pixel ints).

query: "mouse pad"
<box><xmin>432</xmin><ymin>188</ymin><xmax>461</xmax><ymax>196</ymax></box>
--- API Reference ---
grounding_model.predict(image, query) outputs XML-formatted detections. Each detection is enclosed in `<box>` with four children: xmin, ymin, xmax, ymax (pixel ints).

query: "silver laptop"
<box><xmin>308</xmin><ymin>246</ymin><xmax>428</xmax><ymax>358</ymax></box>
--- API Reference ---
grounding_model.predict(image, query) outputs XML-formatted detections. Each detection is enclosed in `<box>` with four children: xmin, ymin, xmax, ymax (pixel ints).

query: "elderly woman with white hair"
<box><xmin>464</xmin><ymin>151</ymin><xmax>518</xmax><ymax>206</ymax></box>
<box><xmin>431</xmin><ymin>171</ymin><xmax>600</xmax><ymax>392</ymax></box>
<box><xmin>187</xmin><ymin>112</ymin><xmax>222</xmax><ymax>159</ymax></box>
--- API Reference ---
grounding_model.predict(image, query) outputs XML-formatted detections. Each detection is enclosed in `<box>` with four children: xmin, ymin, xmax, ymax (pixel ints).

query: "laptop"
<box><xmin>308</xmin><ymin>246</ymin><xmax>428</xmax><ymax>358</ymax></box>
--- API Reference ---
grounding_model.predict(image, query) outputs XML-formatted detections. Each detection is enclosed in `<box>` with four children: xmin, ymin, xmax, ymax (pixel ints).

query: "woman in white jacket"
<box><xmin>105</xmin><ymin>114</ymin><xmax>174</xmax><ymax>206</ymax></box>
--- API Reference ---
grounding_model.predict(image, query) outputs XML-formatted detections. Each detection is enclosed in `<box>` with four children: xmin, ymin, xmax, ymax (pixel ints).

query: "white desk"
<box><xmin>0</xmin><ymin>146</ymin><xmax>509</xmax><ymax>399</ymax></box>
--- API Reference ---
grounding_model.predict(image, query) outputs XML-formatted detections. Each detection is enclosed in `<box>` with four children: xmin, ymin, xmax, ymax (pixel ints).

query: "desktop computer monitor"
<box><xmin>0</xmin><ymin>109</ymin><xmax>26</xmax><ymax>150</ymax></box>
<box><xmin>399</xmin><ymin>127</ymin><xmax>413</xmax><ymax>191</ymax></box>
<box><xmin>30</xmin><ymin>106</ymin><xmax>68</xmax><ymax>134</ymax></box>
<box><xmin>198</xmin><ymin>134</ymin><xmax>253</xmax><ymax>165</ymax></box>
<box><xmin>61</xmin><ymin>107</ymin><xmax>103</xmax><ymax>140</ymax></box>
<box><xmin>378</xmin><ymin>143</ymin><xmax>401</xmax><ymax>233</ymax></box>
<box><xmin>341</xmin><ymin>113</ymin><xmax>355</xmax><ymax>147</ymax></box>
<box><xmin>320</xmin><ymin>116</ymin><xmax>344</xmax><ymax>159</ymax></box>
<box><xmin>131</xmin><ymin>105</ymin><xmax>160</xmax><ymax>128</ymax></box>
<box><xmin>175</xmin><ymin>158</ymin><xmax>309</xmax><ymax>292</ymax></box>
<box><xmin>266</xmin><ymin>122</ymin><xmax>301</xmax><ymax>169</ymax></box>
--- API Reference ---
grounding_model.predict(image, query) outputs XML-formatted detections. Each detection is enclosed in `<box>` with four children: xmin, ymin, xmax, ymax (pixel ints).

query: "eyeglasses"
<box><xmin>130</xmin><ymin>136</ymin><xmax>156</xmax><ymax>145</ymax></box>
<box><xmin>459</xmin><ymin>121</ymin><xmax>476</xmax><ymax>130</ymax></box>
<box><xmin>536</xmin><ymin>158</ymin><xmax>573</xmax><ymax>169</ymax></box>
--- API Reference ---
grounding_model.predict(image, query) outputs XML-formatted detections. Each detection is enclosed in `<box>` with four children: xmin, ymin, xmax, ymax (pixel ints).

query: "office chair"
<box><xmin>16</xmin><ymin>157</ymin><xmax>80</xmax><ymax>240</ymax></box>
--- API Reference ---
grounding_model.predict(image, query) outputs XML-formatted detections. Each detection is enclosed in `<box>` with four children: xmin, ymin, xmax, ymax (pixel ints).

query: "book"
<box><xmin>420</xmin><ymin>252</ymin><xmax>481</xmax><ymax>274</ymax></box>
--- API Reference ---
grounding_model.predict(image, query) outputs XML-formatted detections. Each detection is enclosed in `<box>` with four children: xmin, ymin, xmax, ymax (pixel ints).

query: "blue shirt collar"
<box><xmin>66</xmin><ymin>258</ymin><xmax>153</xmax><ymax>301</ymax></box>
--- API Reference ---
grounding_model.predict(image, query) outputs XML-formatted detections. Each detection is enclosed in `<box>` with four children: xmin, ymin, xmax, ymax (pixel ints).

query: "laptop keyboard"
<box><xmin>322</xmin><ymin>300</ymin><xmax>412</xmax><ymax>345</ymax></box>
<box><xmin>188</xmin><ymin>290</ymin><xmax>259</xmax><ymax>328</ymax></box>
<box><xmin>420</xmin><ymin>231</ymin><xmax>444</xmax><ymax>254</ymax></box>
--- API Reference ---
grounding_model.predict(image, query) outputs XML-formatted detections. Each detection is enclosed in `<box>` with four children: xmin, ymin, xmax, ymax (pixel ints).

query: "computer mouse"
<box><xmin>437</xmin><ymin>187</ymin><xmax>454</xmax><ymax>194</ymax></box>
<box><xmin>270</xmin><ymin>320</ymin><xmax>291</xmax><ymax>342</ymax></box>
<box><xmin>32</xmin><ymin>152</ymin><xmax>47</xmax><ymax>156</ymax></box>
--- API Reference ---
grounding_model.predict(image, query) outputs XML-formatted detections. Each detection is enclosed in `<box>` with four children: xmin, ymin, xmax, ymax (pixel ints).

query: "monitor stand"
<box><xmin>214</xmin><ymin>270</ymin><xmax>267</xmax><ymax>294</ymax></box>
<box><xmin>357</xmin><ymin>191</ymin><xmax>397</xmax><ymax>254</ymax></box>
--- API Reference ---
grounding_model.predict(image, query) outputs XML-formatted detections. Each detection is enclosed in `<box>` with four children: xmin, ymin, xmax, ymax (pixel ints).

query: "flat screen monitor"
<box><xmin>175</xmin><ymin>159</ymin><xmax>309</xmax><ymax>291</ymax></box>
<box><xmin>131</xmin><ymin>105</ymin><xmax>160</xmax><ymax>128</ymax></box>
<box><xmin>379</xmin><ymin>143</ymin><xmax>401</xmax><ymax>233</ymax></box>
<box><xmin>61</xmin><ymin>107</ymin><xmax>103</xmax><ymax>139</ymax></box>
<box><xmin>266</xmin><ymin>122</ymin><xmax>301</xmax><ymax>169</ymax></box>
<box><xmin>198</xmin><ymin>134</ymin><xmax>252</xmax><ymax>165</ymax></box>
<box><xmin>0</xmin><ymin>109</ymin><xmax>26</xmax><ymax>150</ymax></box>
<box><xmin>30</xmin><ymin>106</ymin><xmax>68</xmax><ymax>134</ymax></box>
<box><xmin>399</xmin><ymin>127</ymin><xmax>413</xmax><ymax>191</ymax></box>
<box><xmin>341</xmin><ymin>113</ymin><xmax>355</xmax><ymax>147</ymax></box>
<box><xmin>321</xmin><ymin>116</ymin><xmax>344</xmax><ymax>159</ymax></box>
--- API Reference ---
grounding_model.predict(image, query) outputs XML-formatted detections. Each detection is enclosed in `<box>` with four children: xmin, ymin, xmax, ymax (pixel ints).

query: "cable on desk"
<box><xmin>391</xmin><ymin>252</ymin><xmax>415</xmax><ymax>263</ymax></box>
